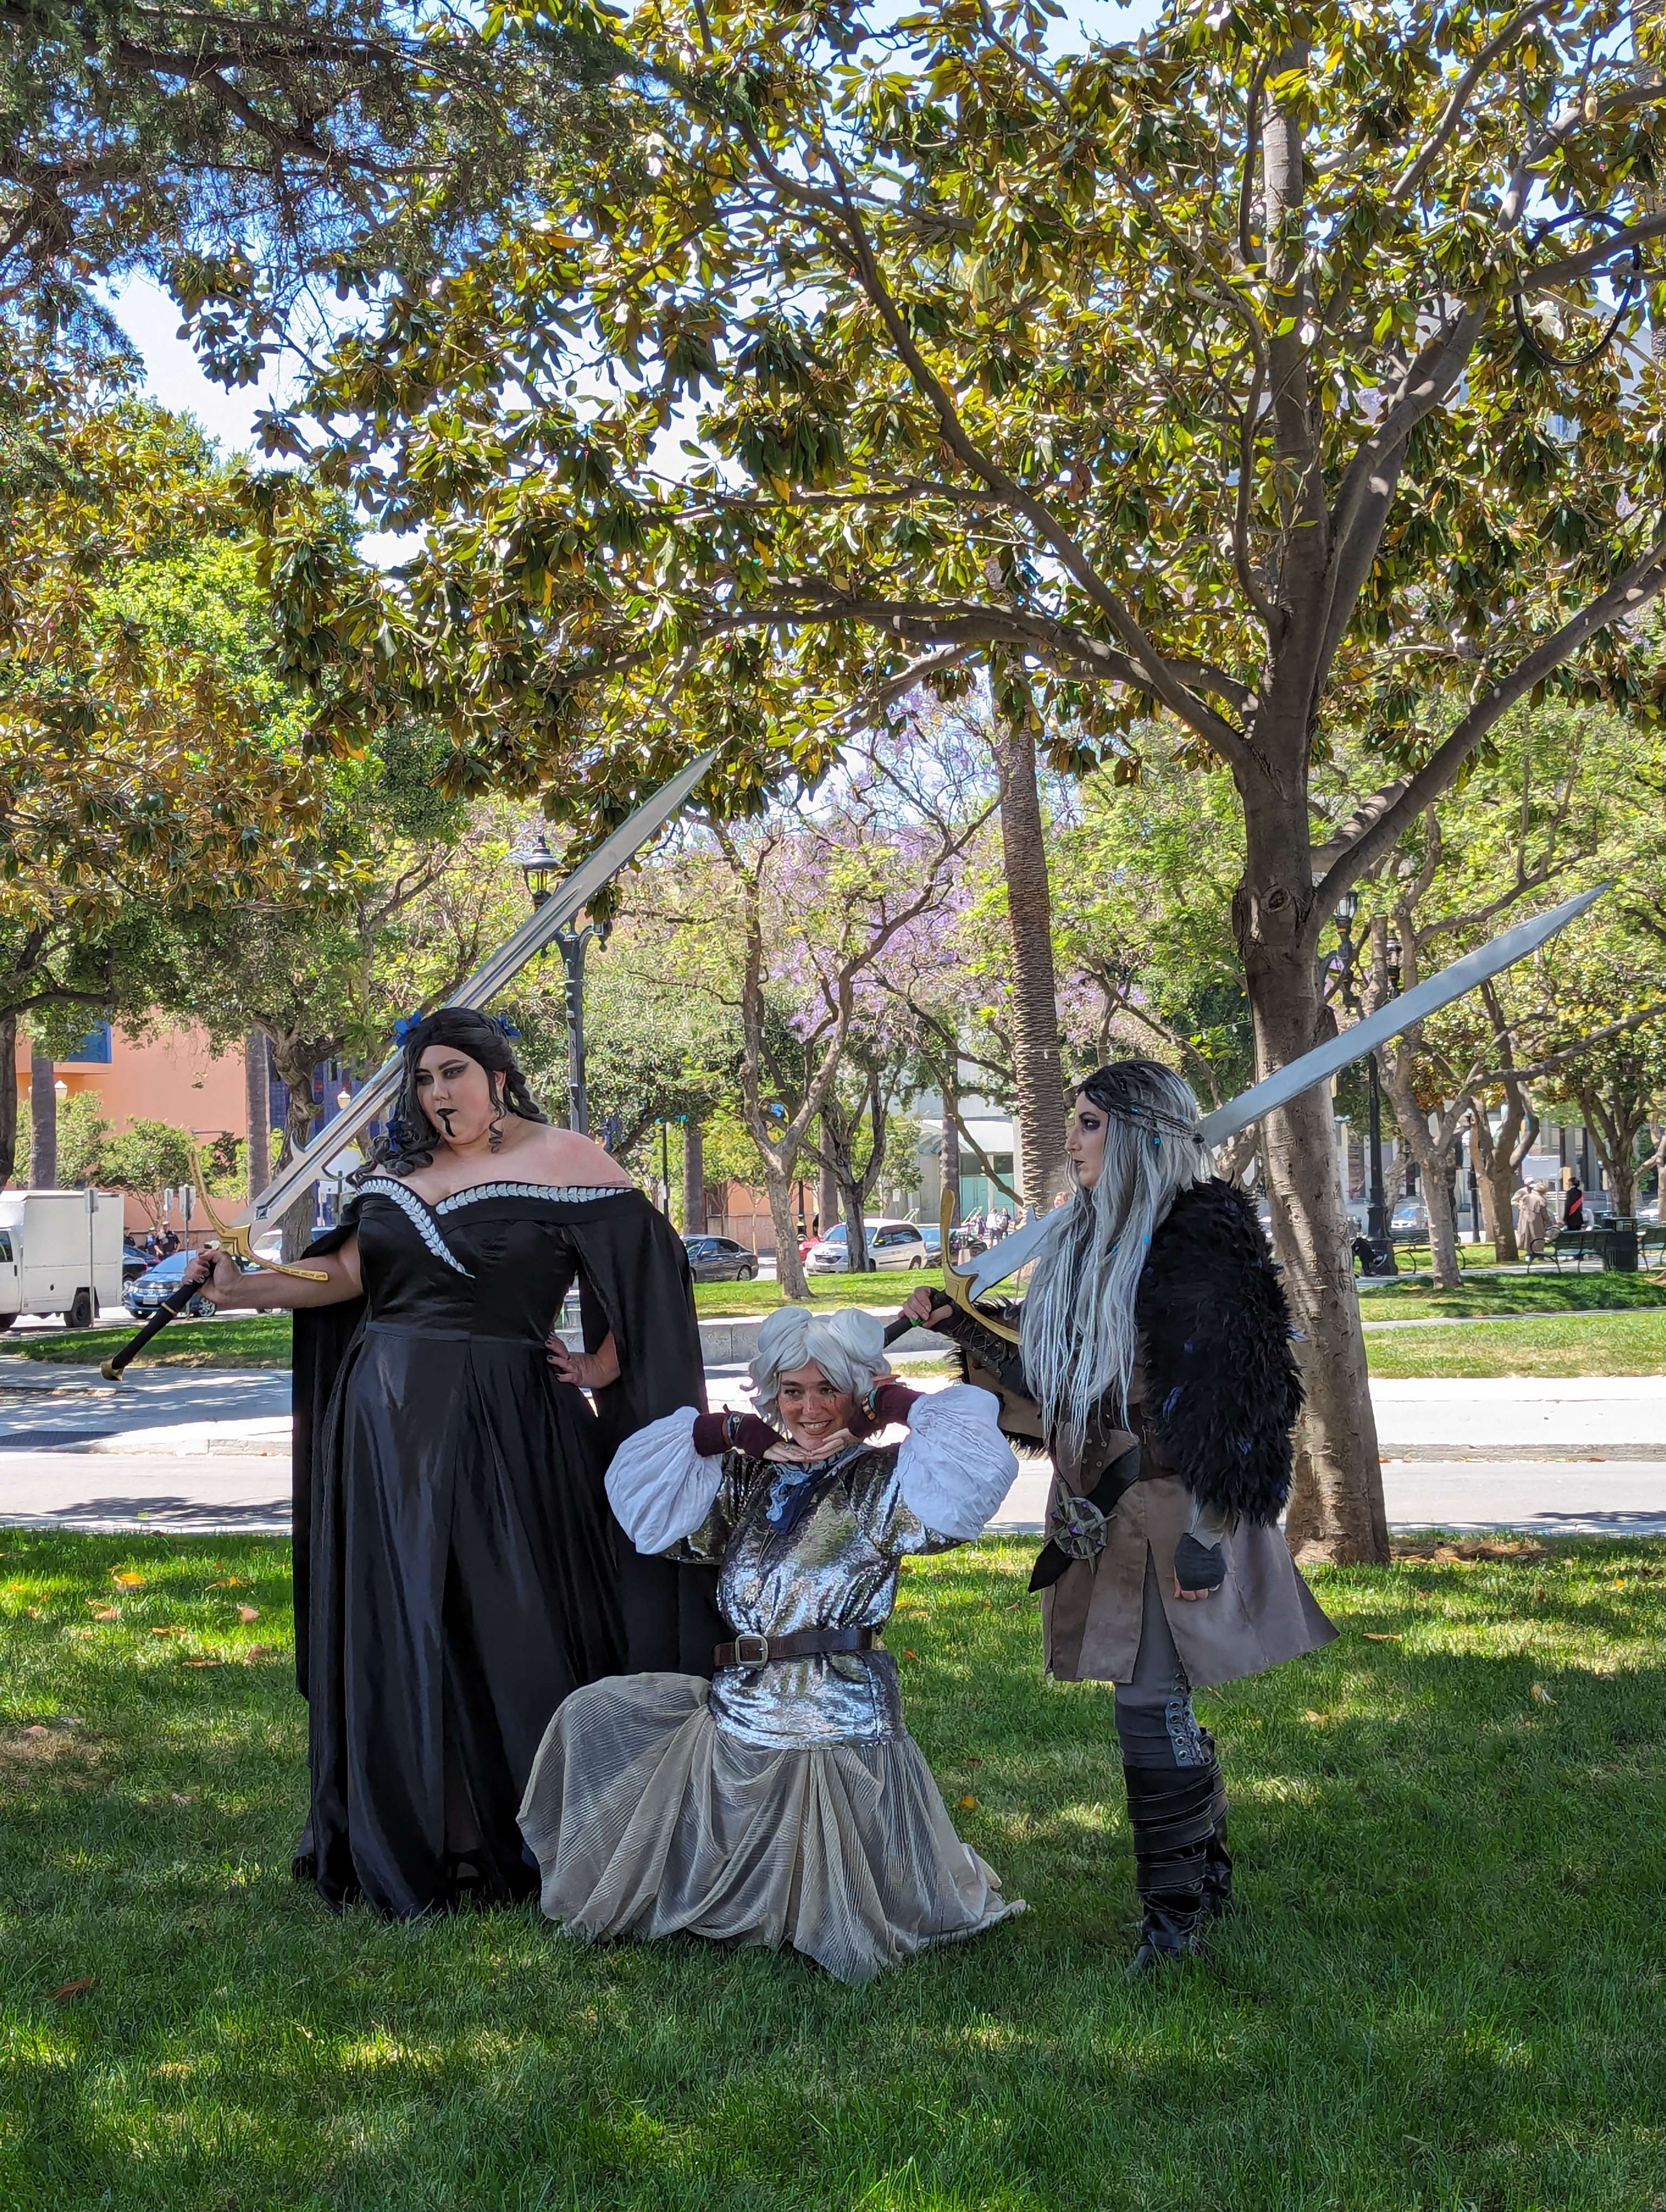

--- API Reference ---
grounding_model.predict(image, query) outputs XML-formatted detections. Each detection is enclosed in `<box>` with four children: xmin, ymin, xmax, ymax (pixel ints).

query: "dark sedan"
<box><xmin>683</xmin><ymin>1235</ymin><xmax>758</xmax><ymax>1283</ymax></box>
<box><xmin>123</xmin><ymin>1249</ymin><xmax>259</xmax><ymax>1320</ymax></box>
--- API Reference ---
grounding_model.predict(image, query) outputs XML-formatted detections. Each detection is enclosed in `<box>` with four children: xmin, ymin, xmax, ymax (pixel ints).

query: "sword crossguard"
<box><xmin>188</xmin><ymin>1143</ymin><xmax>331</xmax><ymax>1284</ymax></box>
<box><xmin>938</xmin><ymin>1189</ymin><xmax>1022</xmax><ymax>1346</ymax></box>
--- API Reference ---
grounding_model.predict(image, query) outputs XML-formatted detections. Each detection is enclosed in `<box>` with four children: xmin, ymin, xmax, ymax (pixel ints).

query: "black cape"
<box><xmin>291</xmin><ymin>1179</ymin><xmax>725</xmax><ymax>1918</ymax></box>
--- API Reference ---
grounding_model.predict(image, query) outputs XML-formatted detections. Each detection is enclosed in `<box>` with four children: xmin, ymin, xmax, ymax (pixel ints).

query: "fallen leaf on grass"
<box><xmin>1303</xmin><ymin>1709</ymin><xmax>1325</xmax><ymax>1724</ymax></box>
<box><xmin>206</xmin><ymin>1578</ymin><xmax>244</xmax><ymax>1591</ymax></box>
<box><xmin>1363</xmin><ymin>1631</ymin><xmax>1400</xmax><ymax>1642</ymax></box>
<box><xmin>149</xmin><ymin>1625</ymin><xmax>184</xmax><ymax>1639</ymax></box>
<box><xmin>963</xmin><ymin>1756</ymin><xmax>984</xmax><ymax>1767</ymax></box>
<box><xmin>89</xmin><ymin>1605</ymin><xmax>119</xmax><ymax>1621</ymax></box>
<box><xmin>53</xmin><ymin>1979</ymin><xmax>96</xmax><ymax>2003</ymax></box>
<box><xmin>901</xmin><ymin>1648</ymin><xmax>918</xmax><ymax>1661</ymax></box>
<box><xmin>237</xmin><ymin>1604</ymin><xmax>259</xmax><ymax>1623</ymax></box>
<box><xmin>956</xmin><ymin>1795</ymin><xmax>979</xmax><ymax>1811</ymax></box>
<box><xmin>1530</xmin><ymin>1682</ymin><xmax>1556</xmax><ymax>1706</ymax></box>
<box><xmin>170</xmin><ymin>1792</ymin><xmax>193</xmax><ymax>1805</ymax></box>
<box><xmin>111</xmin><ymin>1572</ymin><xmax>144</xmax><ymax>1589</ymax></box>
<box><xmin>243</xmin><ymin>1644</ymin><xmax>271</xmax><ymax>1663</ymax></box>
<box><xmin>180</xmin><ymin>1657</ymin><xmax>222</xmax><ymax>1670</ymax></box>
<box><xmin>23</xmin><ymin>1725</ymin><xmax>49</xmax><ymax>1739</ymax></box>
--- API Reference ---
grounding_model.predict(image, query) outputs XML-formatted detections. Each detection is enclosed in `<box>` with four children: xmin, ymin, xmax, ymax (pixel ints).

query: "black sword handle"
<box><xmin>99</xmin><ymin>1275</ymin><xmax>205</xmax><ymax>1382</ymax></box>
<box><xmin>883</xmin><ymin>1302</ymin><xmax>952</xmax><ymax>1347</ymax></box>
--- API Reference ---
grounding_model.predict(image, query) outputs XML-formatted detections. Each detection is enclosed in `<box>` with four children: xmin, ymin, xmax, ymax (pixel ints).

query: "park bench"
<box><xmin>1548</xmin><ymin>1227</ymin><xmax>1598</xmax><ymax>1272</ymax></box>
<box><xmin>1639</xmin><ymin>1224</ymin><xmax>1666</xmax><ymax>1270</ymax></box>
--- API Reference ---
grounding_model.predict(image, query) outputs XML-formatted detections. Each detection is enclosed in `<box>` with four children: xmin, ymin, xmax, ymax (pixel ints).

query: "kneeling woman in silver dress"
<box><xmin>517</xmin><ymin>1305</ymin><xmax>1024</xmax><ymax>1984</ymax></box>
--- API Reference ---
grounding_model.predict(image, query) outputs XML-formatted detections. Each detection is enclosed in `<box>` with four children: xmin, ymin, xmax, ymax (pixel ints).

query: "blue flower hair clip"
<box><xmin>491</xmin><ymin>1015</ymin><xmax>521</xmax><ymax>1041</ymax></box>
<box><xmin>392</xmin><ymin>1009</ymin><xmax>427</xmax><ymax>1046</ymax></box>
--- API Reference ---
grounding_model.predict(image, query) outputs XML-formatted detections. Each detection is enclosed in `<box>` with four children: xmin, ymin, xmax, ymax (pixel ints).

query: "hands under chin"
<box><xmin>764</xmin><ymin>1429</ymin><xmax>858</xmax><ymax>1464</ymax></box>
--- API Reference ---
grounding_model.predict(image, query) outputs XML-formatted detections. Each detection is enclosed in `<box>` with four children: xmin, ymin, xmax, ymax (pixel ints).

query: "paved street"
<box><xmin>1</xmin><ymin>1358</ymin><xmax>1661</xmax><ymax>1536</ymax></box>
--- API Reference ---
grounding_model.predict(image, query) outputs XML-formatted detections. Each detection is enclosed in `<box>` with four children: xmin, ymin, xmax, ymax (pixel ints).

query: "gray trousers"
<box><xmin>1112</xmin><ymin>1547</ymin><xmax>1212</xmax><ymax>1770</ymax></box>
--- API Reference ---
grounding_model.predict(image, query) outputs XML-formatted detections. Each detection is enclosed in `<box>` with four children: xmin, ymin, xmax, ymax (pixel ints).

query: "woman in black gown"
<box><xmin>189</xmin><ymin>1008</ymin><xmax>721</xmax><ymax>1919</ymax></box>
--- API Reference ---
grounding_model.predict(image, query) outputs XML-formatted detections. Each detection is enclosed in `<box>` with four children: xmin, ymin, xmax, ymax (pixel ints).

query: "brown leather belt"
<box><xmin>713</xmin><ymin>1626</ymin><xmax>882</xmax><ymax>1670</ymax></box>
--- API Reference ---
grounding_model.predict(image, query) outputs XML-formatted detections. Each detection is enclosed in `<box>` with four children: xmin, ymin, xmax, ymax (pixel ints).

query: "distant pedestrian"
<box><xmin>1514</xmin><ymin>1182</ymin><xmax>1549</xmax><ymax>1259</ymax></box>
<box><xmin>1563</xmin><ymin>1178</ymin><xmax>1585</xmax><ymax>1232</ymax></box>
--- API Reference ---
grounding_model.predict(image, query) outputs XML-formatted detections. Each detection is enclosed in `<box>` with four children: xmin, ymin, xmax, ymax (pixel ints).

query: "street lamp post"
<box><xmin>510</xmin><ymin>829</ymin><xmax>611</xmax><ymax>1137</ymax></box>
<box><xmin>1334</xmin><ymin>892</ymin><xmax>1398</xmax><ymax>1278</ymax></box>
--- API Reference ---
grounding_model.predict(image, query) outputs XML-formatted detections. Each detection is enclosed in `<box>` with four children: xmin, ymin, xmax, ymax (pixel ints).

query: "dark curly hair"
<box><xmin>356</xmin><ymin>1007</ymin><xmax>548</xmax><ymax>1180</ymax></box>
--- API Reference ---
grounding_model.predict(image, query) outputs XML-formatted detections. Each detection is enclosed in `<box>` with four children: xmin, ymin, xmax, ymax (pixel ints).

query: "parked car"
<box><xmin>916</xmin><ymin>1223</ymin><xmax>942</xmax><ymax>1261</ymax></box>
<box><xmin>1390</xmin><ymin>1199</ymin><xmax>1428</xmax><ymax>1236</ymax></box>
<box><xmin>804</xmin><ymin>1220</ymin><xmax>930</xmax><ymax>1274</ymax></box>
<box><xmin>120</xmin><ymin>1243</ymin><xmax>151</xmax><ymax>1285</ymax></box>
<box><xmin>682</xmin><ymin>1234</ymin><xmax>758</xmax><ymax>1283</ymax></box>
<box><xmin>124</xmin><ymin>1249</ymin><xmax>259</xmax><ymax>1320</ymax></box>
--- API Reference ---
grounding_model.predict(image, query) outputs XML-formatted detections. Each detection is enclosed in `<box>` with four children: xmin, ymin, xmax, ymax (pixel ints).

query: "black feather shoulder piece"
<box><xmin>1135</xmin><ymin>1178</ymin><xmax>1304</xmax><ymax>1526</ymax></box>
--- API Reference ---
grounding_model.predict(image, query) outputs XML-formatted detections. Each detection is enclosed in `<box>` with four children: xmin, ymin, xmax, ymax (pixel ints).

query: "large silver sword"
<box><xmin>953</xmin><ymin>880</ymin><xmax>1606</xmax><ymax>1307</ymax></box>
<box><xmin>192</xmin><ymin>751</ymin><xmax>714</xmax><ymax>1252</ymax></box>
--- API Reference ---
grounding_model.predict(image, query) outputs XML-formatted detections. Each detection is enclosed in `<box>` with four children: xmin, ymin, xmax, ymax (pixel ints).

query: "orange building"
<box><xmin>17</xmin><ymin>1021</ymin><xmax>251</xmax><ymax>1234</ymax></box>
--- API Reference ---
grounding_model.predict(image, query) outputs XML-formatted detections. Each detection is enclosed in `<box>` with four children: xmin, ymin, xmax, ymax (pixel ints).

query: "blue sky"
<box><xmin>108</xmin><ymin>0</ymin><xmax>1168</xmax><ymax>455</ymax></box>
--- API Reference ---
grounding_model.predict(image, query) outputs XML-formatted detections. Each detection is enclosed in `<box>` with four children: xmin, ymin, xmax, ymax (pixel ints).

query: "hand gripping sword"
<box><xmin>928</xmin><ymin>882</ymin><xmax>1607</xmax><ymax>1344</ymax></box>
<box><xmin>99</xmin><ymin>753</ymin><xmax>716</xmax><ymax>1381</ymax></box>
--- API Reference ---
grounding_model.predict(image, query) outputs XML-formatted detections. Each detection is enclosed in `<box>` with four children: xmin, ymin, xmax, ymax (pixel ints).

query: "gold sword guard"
<box><xmin>189</xmin><ymin>1142</ymin><xmax>331</xmax><ymax>1283</ymax></box>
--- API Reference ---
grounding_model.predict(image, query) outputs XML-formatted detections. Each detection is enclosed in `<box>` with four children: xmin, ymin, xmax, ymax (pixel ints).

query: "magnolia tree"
<box><xmin>262</xmin><ymin>0</ymin><xmax>1666</xmax><ymax>1557</ymax></box>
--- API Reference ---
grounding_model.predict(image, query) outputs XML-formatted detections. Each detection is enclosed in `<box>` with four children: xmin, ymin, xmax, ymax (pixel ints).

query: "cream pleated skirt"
<box><xmin>517</xmin><ymin>1673</ymin><xmax>1024</xmax><ymax>1984</ymax></box>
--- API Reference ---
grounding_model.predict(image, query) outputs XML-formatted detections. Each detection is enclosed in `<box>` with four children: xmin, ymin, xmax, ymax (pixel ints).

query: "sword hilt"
<box><xmin>188</xmin><ymin>1142</ymin><xmax>329</xmax><ymax>1283</ymax></box>
<box><xmin>938</xmin><ymin>1188</ymin><xmax>1021</xmax><ymax>1346</ymax></box>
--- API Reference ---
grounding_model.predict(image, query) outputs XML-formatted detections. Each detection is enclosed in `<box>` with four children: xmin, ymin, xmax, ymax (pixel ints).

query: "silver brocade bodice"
<box><xmin>677</xmin><ymin>1445</ymin><xmax>956</xmax><ymax>1750</ymax></box>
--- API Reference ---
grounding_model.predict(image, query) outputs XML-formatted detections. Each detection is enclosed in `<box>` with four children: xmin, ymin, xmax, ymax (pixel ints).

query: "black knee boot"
<box><xmin>1122</xmin><ymin>1761</ymin><xmax>1218</xmax><ymax>1976</ymax></box>
<box><xmin>1199</xmin><ymin>1734</ymin><xmax>1232</xmax><ymax>1920</ymax></box>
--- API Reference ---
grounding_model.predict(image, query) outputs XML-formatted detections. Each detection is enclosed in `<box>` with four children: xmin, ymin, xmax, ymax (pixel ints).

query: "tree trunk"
<box><xmin>245</xmin><ymin>1031</ymin><xmax>272</xmax><ymax>1200</ymax></box>
<box><xmin>1577</xmin><ymin>1085</ymin><xmax>1644</xmax><ymax>1216</ymax></box>
<box><xmin>765</xmin><ymin>1168</ymin><xmax>809</xmax><ymax>1297</ymax></box>
<box><xmin>0</xmin><ymin>1012</ymin><xmax>16</xmax><ymax>1187</ymax></box>
<box><xmin>29</xmin><ymin>1048</ymin><xmax>57</xmax><ymax>1188</ymax></box>
<box><xmin>1379</xmin><ymin>1049</ymin><xmax>1465</xmax><ymax>1290</ymax></box>
<box><xmin>939</xmin><ymin>1060</ymin><xmax>960</xmax><ymax>1229</ymax></box>
<box><xmin>266</xmin><ymin>1038</ymin><xmax>323</xmax><ymax>1261</ymax></box>
<box><xmin>818</xmin><ymin>1156</ymin><xmax>838</xmax><ymax>1242</ymax></box>
<box><xmin>989</xmin><ymin>715</ymin><xmax>1067</xmax><ymax>1207</ymax></box>
<box><xmin>683</xmin><ymin>1120</ymin><xmax>706</xmax><ymax>1236</ymax></box>
<box><xmin>1236</xmin><ymin>798</ymin><xmax>1387</xmax><ymax>1565</ymax></box>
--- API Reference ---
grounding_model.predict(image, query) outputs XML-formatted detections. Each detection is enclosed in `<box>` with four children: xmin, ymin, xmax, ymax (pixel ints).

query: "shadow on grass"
<box><xmin>2</xmin><ymin>1533</ymin><xmax>1664</xmax><ymax>2211</ymax></box>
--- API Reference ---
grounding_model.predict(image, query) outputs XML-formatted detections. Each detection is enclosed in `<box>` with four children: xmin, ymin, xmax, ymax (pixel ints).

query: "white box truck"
<box><xmin>0</xmin><ymin>1188</ymin><xmax>125</xmax><ymax>1332</ymax></box>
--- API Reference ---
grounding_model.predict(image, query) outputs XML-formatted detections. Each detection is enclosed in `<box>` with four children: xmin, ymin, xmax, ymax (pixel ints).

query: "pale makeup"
<box><xmin>413</xmin><ymin>1045</ymin><xmax>501</xmax><ymax>1148</ymax></box>
<box><xmin>772</xmin><ymin>1360</ymin><xmax>859</xmax><ymax>1452</ymax></box>
<box><xmin>1063</xmin><ymin>1097</ymin><xmax>1108</xmax><ymax>1191</ymax></box>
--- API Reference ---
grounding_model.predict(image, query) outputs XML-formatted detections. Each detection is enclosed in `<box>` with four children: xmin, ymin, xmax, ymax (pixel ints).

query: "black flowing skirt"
<box><xmin>301</xmin><ymin>1321</ymin><xmax>624</xmax><ymax>1917</ymax></box>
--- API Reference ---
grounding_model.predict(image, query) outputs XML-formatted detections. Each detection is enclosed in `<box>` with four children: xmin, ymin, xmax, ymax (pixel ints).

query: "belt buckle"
<box><xmin>731</xmin><ymin>1633</ymin><xmax>771</xmax><ymax>1668</ymax></box>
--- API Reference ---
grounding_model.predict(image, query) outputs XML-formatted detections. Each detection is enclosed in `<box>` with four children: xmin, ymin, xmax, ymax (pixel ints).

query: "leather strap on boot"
<box><xmin>1123</xmin><ymin>1761</ymin><xmax>1219</xmax><ymax>1976</ymax></box>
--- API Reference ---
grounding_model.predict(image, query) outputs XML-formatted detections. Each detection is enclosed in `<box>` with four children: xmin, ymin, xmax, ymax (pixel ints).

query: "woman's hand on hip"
<box><xmin>547</xmin><ymin>1329</ymin><xmax>621</xmax><ymax>1390</ymax></box>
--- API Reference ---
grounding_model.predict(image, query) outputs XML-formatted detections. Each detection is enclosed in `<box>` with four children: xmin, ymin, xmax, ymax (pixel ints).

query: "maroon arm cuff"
<box><xmin>864</xmin><ymin>1380</ymin><xmax>921</xmax><ymax>1430</ymax></box>
<box><xmin>691</xmin><ymin>1410</ymin><xmax>782</xmax><ymax>1459</ymax></box>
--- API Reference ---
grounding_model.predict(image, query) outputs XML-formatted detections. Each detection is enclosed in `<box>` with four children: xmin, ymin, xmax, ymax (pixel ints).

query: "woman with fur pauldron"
<box><xmin>189</xmin><ymin>1006</ymin><xmax>721</xmax><ymax>1919</ymax></box>
<box><xmin>902</xmin><ymin>1058</ymin><xmax>1335</xmax><ymax>1973</ymax></box>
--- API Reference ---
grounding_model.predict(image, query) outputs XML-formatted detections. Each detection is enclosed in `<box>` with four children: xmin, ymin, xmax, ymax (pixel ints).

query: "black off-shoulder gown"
<box><xmin>291</xmin><ymin>1179</ymin><xmax>723</xmax><ymax>1919</ymax></box>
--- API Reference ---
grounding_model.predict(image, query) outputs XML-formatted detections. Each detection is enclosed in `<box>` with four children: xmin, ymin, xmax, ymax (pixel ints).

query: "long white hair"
<box><xmin>1020</xmin><ymin>1060</ymin><xmax>1213</xmax><ymax>1443</ymax></box>
<box><xmin>749</xmin><ymin>1304</ymin><xmax>887</xmax><ymax>1421</ymax></box>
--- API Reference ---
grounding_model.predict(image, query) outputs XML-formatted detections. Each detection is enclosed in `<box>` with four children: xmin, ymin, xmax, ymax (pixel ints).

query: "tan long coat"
<box><xmin>1036</xmin><ymin>1371</ymin><xmax>1336</xmax><ymax>1690</ymax></box>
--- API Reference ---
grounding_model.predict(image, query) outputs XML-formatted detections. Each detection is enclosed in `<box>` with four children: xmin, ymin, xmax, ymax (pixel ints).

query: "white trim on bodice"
<box><xmin>355</xmin><ymin>1178</ymin><xmax>473</xmax><ymax>1276</ymax></box>
<box><xmin>432</xmin><ymin>1181</ymin><xmax>628</xmax><ymax>1213</ymax></box>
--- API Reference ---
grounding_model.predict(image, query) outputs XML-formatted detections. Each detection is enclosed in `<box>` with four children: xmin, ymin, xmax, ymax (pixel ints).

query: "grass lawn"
<box><xmin>3</xmin><ymin>1534</ymin><xmax>1664</xmax><ymax>2209</ymax></box>
<box><xmin>1366</xmin><ymin>1309</ymin><xmax>1666</xmax><ymax>1378</ymax></box>
<box><xmin>692</xmin><ymin>1271</ymin><xmax>941</xmax><ymax>1319</ymax></box>
<box><xmin>1359</xmin><ymin>1271</ymin><xmax>1666</xmax><ymax>1323</ymax></box>
<box><xmin>0</xmin><ymin>1314</ymin><xmax>294</xmax><ymax>1369</ymax></box>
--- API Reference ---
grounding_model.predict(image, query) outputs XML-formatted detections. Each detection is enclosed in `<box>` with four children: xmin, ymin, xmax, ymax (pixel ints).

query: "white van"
<box><xmin>0</xmin><ymin>1188</ymin><xmax>125</xmax><ymax>1331</ymax></box>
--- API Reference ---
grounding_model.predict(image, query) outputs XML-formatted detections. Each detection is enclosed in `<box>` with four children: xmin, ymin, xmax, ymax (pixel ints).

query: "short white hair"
<box><xmin>748</xmin><ymin>1304</ymin><xmax>887</xmax><ymax>1419</ymax></box>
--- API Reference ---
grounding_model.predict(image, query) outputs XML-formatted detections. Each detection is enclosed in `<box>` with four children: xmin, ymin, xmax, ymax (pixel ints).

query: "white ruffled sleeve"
<box><xmin>895</xmin><ymin>1383</ymin><xmax>1020</xmax><ymax>1544</ymax></box>
<box><xmin>604</xmin><ymin>1407</ymin><xmax>724</xmax><ymax>1555</ymax></box>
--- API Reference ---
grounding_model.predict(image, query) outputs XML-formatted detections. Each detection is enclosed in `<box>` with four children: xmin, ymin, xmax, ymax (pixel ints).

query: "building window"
<box><xmin>64</xmin><ymin>1021</ymin><xmax>113</xmax><ymax>1064</ymax></box>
